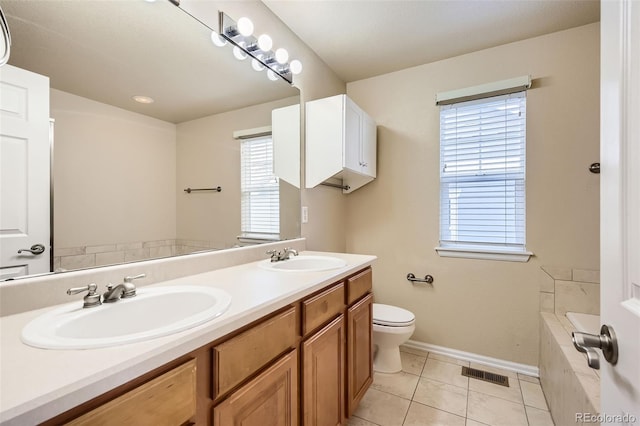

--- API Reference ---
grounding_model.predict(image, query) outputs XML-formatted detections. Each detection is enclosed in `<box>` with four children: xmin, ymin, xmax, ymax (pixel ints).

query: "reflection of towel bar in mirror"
<box><xmin>184</xmin><ymin>187</ymin><xmax>222</xmax><ymax>193</ymax></box>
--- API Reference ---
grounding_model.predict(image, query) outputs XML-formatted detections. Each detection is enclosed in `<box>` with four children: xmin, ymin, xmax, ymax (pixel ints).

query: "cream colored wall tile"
<box><xmin>557</xmin><ymin>315</ymin><xmax>576</xmax><ymax>334</ymax></box>
<box><xmin>539</xmin><ymin>271</ymin><xmax>555</xmax><ymax>293</ymax></box>
<box><xmin>85</xmin><ymin>244</ymin><xmax>117</xmax><ymax>254</ymax></box>
<box><xmin>117</xmin><ymin>242</ymin><xmax>143</xmax><ymax>251</ymax></box>
<box><xmin>540</xmin><ymin>292</ymin><xmax>554</xmax><ymax>313</ymax></box>
<box><xmin>124</xmin><ymin>248</ymin><xmax>150</xmax><ymax>262</ymax></box>
<box><xmin>576</xmin><ymin>372</ymin><xmax>600</xmax><ymax>411</ymax></box>
<box><xmin>95</xmin><ymin>251</ymin><xmax>125</xmax><ymax>267</ymax></box>
<box><xmin>403</xmin><ymin>402</ymin><xmax>465</xmax><ymax>426</ymax></box>
<box><xmin>55</xmin><ymin>246</ymin><xmax>86</xmax><ymax>257</ymax></box>
<box><xmin>469</xmin><ymin>362</ymin><xmax>517</xmax><ymax>379</ymax></box>
<box><xmin>60</xmin><ymin>254</ymin><xmax>95</xmax><ymax>270</ymax></box>
<box><xmin>554</xmin><ymin>281</ymin><xmax>600</xmax><ymax>315</ymax></box>
<box><xmin>352</xmin><ymin>388</ymin><xmax>410</xmax><ymax>426</ymax></box>
<box><xmin>372</xmin><ymin>371</ymin><xmax>419</xmax><ymax>400</ymax></box>
<box><xmin>525</xmin><ymin>406</ymin><xmax>554</xmax><ymax>426</ymax></box>
<box><xmin>149</xmin><ymin>246</ymin><xmax>174</xmax><ymax>259</ymax></box>
<box><xmin>400</xmin><ymin>351</ymin><xmax>426</xmax><ymax>376</ymax></box>
<box><xmin>421</xmin><ymin>359</ymin><xmax>469</xmax><ymax>389</ymax></box>
<box><xmin>468</xmin><ymin>376</ymin><xmax>523</xmax><ymax>404</ymax></box>
<box><xmin>541</xmin><ymin>266</ymin><xmax>572</xmax><ymax>281</ymax></box>
<box><xmin>559</xmin><ymin>345</ymin><xmax>597</xmax><ymax>376</ymax></box>
<box><xmin>572</xmin><ymin>269</ymin><xmax>599</xmax><ymax>284</ymax></box>
<box><xmin>429</xmin><ymin>353</ymin><xmax>470</xmax><ymax>367</ymax></box>
<box><xmin>517</xmin><ymin>373</ymin><xmax>540</xmax><ymax>384</ymax></box>
<box><xmin>520</xmin><ymin>381</ymin><xmax>548</xmax><ymax>410</ymax></box>
<box><xmin>413</xmin><ymin>378</ymin><xmax>468</xmax><ymax>417</ymax></box>
<box><xmin>467</xmin><ymin>391</ymin><xmax>528</xmax><ymax>426</ymax></box>
<box><xmin>53</xmin><ymin>257</ymin><xmax>61</xmax><ymax>271</ymax></box>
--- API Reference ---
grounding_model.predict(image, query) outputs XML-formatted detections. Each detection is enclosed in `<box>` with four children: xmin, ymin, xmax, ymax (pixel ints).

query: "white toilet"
<box><xmin>372</xmin><ymin>303</ymin><xmax>416</xmax><ymax>373</ymax></box>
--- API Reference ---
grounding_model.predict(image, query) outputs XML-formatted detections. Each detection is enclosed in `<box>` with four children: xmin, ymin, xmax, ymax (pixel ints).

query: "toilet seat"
<box><xmin>373</xmin><ymin>303</ymin><xmax>415</xmax><ymax>327</ymax></box>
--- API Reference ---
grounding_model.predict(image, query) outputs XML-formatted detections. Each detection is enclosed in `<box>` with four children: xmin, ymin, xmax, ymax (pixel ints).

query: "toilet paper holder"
<box><xmin>407</xmin><ymin>273</ymin><xmax>434</xmax><ymax>285</ymax></box>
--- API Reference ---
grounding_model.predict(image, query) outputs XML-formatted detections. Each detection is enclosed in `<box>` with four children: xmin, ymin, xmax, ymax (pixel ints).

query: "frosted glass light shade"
<box><xmin>237</xmin><ymin>17</ymin><xmax>254</xmax><ymax>37</ymax></box>
<box><xmin>251</xmin><ymin>59</ymin><xmax>265</xmax><ymax>71</ymax></box>
<box><xmin>258</xmin><ymin>34</ymin><xmax>273</xmax><ymax>51</ymax></box>
<box><xmin>289</xmin><ymin>60</ymin><xmax>303</xmax><ymax>75</ymax></box>
<box><xmin>233</xmin><ymin>45</ymin><xmax>248</xmax><ymax>60</ymax></box>
<box><xmin>275</xmin><ymin>48</ymin><xmax>289</xmax><ymax>64</ymax></box>
<box><xmin>211</xmin><ymin>31</ymin><xmax>227</xmax><ymax>47</ymax></box>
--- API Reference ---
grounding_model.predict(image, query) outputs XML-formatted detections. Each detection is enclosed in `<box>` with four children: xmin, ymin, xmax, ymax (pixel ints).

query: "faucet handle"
<box><xmin>67</xmin><ymin>283</ymin><xmax>102</xmax><ymax>308</ymax></box>
<box><xmin>124</xmin><ymin>273</ymin><xmax>146</xmax><ymax>283</ymax></box>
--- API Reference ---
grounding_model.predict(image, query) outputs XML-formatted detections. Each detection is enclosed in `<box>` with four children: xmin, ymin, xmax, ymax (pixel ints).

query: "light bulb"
<box><xmin>257</xmin><ymin>34</ymin><xmax>273</xmax><ymax>51</ymax></box>
<box><xmin>275</xmin><ymin>48</ymin><xmax>289</xmax><ymax>64</ymax></box>
<box><xmin>211</xmin><ymin>31</ymin><xmax>227</xmax><ymax>47</ymax></box>
<box><xmin>251</xmin><ymin>59</ymin><xmax>265</xmax><ymax>71</ymax></box>
<box><xmin>233</xmin><ymin>45</ymin><xmax>247</xmax><ymax>61</ymax></box>
<box><xmin>237</xmin><ymin>17</ymin><xmax>254</xmax><ymax>37</ymax></box>
<box><xmin>267</xmin><ymin>70</ymin><xmax>279</xmax><ymax>81</ymax></box>
<box><xmin>289</xmin><ymin>59</ymin><xmax>303</xmax><ymax>75</ymax></box>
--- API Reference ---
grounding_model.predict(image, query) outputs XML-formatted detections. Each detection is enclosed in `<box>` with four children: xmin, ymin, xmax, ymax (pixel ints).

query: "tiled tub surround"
<box><xmin>539</xmin><ymin>312</ymin><xmax>600</xmax><ymax>426</ymax></box>
<box><xmin>0</xmin><ymin>243</ymin><xmax>376</xmax><ymax>424</ymax></box>
<box><xmin>539</xmin><ymin>266</ymin><xmax>600</xmax><ymax>316</ymax></box>
<box><xmin>53</xmin><ymin>238</ymin><xmax>236</xmax><ymax>271</ymax></box>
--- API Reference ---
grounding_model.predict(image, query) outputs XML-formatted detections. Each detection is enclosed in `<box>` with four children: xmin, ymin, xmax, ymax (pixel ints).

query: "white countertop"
<box><xmin>0</xmin><ymin>251</ymin><xmax>375</xmax><ymax>426</ymax></box>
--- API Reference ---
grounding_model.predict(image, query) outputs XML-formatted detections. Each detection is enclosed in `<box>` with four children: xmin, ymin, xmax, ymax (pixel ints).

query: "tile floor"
<box><xmin>349</xmin><ymin>347</ymin><xmax>554</xmax><ymax>426</ymax></box>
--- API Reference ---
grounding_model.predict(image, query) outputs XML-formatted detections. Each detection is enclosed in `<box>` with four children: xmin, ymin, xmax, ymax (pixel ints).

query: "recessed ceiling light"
<box><xmin>132</xmin><ymin>95</ymin><xmax>154</xmax><ymax>104</ymax></box>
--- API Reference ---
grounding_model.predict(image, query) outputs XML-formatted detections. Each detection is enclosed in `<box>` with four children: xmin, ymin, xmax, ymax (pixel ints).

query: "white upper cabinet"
<box><xmin>305</xmin><ymin>94</ymin><xmax>376</xmax><ymax>193</ymax></box>
<box><xmin>272</xmin><ymin>104</ymin><xmax>301</xmax><ymax>188</ymax></box>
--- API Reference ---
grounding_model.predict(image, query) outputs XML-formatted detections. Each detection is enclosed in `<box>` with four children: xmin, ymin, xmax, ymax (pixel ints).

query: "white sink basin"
<box><xmin>258</xmin><ymin>255</ymin><xmax>347</xmax><ymax>272</ymax></box>
<box><xmin>21</xmin><ymin>286</ymin><xmax>231</xmax><ymax>350</ymax></box>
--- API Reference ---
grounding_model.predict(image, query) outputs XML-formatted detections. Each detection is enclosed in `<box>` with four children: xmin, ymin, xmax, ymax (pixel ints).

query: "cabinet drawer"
<box><xmin>302</xmin><ymin>282</ymin><xmax>345</xmax><ymax>336</ymax></box>
<box><xmin>346</xmin><ymin>268</ymin><xmax>372</xmax><ymax>305</ymax></box>
<box><xmin>67</xmin><ymin>359</ymin><xmax>196</xmax><ymax>426</ymax></box>
<box><xmin>214</xmin><ymin>306</ymin><xmax>298</xmax><ymax>398</ymax></box>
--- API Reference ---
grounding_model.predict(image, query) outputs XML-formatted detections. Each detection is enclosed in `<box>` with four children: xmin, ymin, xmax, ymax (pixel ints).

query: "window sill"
<box><xmin>435</xmin><ymin>246</ymin><xmax>533</xmax><ymax>262</ymax></box>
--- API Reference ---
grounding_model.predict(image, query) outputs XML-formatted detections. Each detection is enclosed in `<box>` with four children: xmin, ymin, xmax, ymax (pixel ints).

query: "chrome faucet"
<box><xmin>67</xmin><ymin>283</ymin><xmax>102</xmax><ymax>308</ymax></box>
<box><xmin>266</xmin><ymin>248</ymin><xmax>299</xmax><ymax>262</ymax></box>
<box><xmin>103</xmin><ymin>274</ymin><xmax>145</xmax><ymax>303</ymax></box>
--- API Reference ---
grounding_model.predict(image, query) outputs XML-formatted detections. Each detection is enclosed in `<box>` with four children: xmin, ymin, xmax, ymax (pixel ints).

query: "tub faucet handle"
<box><xmin>571</xmin><ymin>324</ymin><xmax>618</xmax><ymax>370</ymax></box>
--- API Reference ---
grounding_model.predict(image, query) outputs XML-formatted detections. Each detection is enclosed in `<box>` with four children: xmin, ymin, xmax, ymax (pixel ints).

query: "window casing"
<box><xmin>240</xmin><ymin>135</ymin><xmax>279</xmax><ymax>240</ymax></box>
<box><xmin>437</xmin><ymin>92</ymin><xmax>531</xmax><ymax>261</ymax></box>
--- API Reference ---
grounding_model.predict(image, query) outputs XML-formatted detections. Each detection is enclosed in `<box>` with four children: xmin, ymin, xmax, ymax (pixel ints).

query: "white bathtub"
<box><xmin>566</xmin><ymin>312</ymin><xmax>600</xmax><ymax>334</ymax></box>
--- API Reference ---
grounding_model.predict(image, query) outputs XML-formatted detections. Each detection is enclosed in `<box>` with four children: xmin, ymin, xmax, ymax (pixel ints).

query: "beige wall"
<box><xmin>52</xmin><ymin>89</ymin><xmax>177</xmax><ymax>248</ymax></box>
<box><xmin>344</xmin><ymin>23</ymin><xmax>600</xmax><ymax>365</ymax></box>
<box><xmin>175</xmin><ymin>96</ymin><xmax>299</xmax><ymax>247</ymax></box>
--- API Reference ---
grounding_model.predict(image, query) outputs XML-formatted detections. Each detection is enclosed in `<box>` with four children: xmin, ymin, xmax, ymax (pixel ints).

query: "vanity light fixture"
<box><xmin>216</xmin><ymin>11</ymin><xmax>302</xmax><ymax>84</ymax></box>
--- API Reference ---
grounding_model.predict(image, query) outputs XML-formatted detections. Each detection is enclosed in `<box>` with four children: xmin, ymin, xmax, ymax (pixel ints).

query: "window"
<box><xmin>240</xmin><ymin>135</ymin><xmax>279</xmax><ymax>240</ymax></box>
<box><xmin>437</xmin><ymin>92</ymin><xmax>531</xmax><ymax>261</ymax></box>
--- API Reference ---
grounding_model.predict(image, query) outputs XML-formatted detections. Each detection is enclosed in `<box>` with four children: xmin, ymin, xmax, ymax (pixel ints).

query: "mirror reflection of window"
<box><xmin>240</xmin><ymin>135</ymin><xmax>280</xmax><ymax>241</ymax></box>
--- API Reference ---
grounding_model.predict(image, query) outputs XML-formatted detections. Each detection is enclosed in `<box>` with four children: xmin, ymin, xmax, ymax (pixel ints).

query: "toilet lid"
<box><xmin>373</xmin><ymin>303</ymin><xmax>415</xmax><ymax>327</ymax></box>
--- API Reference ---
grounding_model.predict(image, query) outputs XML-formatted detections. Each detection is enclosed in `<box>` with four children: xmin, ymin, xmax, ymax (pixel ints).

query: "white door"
<box><xmin>0</xmin><ymin>64</ymin><xmax>50</xmax><ymax>279</ymax></box>
<box><xmin>600</xmin><ymin>0</ymin><xmax>640</xmax><ymax>421</ymax></box>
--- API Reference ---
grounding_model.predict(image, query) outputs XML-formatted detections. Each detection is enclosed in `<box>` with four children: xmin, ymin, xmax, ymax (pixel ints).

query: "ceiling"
<box><xmin>263</xmin><ymin>0</ymin><xmax>601</xmax><ymax>82</ymax></box>
<box><xmin>1</xmin><ymin>0</ymin><xmax>298</xmax><ymax>123</ymax></box>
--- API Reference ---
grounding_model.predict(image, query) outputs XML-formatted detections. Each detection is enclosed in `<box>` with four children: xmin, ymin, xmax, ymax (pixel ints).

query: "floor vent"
<box><xmin>461</xmin><ymin>366</ymin><xmax>510</xmax><ymax>387</ymax></box>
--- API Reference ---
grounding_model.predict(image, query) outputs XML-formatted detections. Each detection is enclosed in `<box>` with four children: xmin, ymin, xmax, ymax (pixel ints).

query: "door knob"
<box><xmin>17</xmin><ymin>243</ymin><xmax>46</xmax><ymax>255</ymax></box>
<box><xmin>572</xmin><ymin>324</ymin><xmax>618</xmax><ymax>369</ymax></box>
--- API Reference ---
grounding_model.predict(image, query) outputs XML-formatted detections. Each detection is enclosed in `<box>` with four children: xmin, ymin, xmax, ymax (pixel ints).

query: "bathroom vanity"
<box><xmin>0</xmin><ymin>250</ymin><xmax>375</xmax><ymax>425</ymax></box>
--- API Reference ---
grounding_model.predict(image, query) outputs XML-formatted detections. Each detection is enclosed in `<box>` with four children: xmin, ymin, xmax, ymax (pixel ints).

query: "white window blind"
<box><xmin>240</xmin><ymin>135</ymin><xmax>280</xmax><ymax>239</ymax></box>
<box><xmin>439</xmin><ymin>92</ymin><xmax>526</xmax><ymax>252</ymax></box>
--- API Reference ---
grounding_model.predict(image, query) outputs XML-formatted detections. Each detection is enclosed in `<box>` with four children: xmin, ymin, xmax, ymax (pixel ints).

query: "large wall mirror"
<box><xmin>0</xmin><ymin>0</ymin><xmax>301</xmax><ymax>280</ymax></box>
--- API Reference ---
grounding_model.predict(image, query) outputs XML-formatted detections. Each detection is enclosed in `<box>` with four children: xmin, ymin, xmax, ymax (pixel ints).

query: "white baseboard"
<box><xmin>403</xmin><ymin>339</ymin><xmax>540</xmax><ymax>378</ymax></box>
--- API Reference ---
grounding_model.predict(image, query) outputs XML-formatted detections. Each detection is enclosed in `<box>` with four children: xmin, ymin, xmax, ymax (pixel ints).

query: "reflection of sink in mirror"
<box><xmin>258</xmin><ymin>256</ymin><xmax>347</xmax><ymax>272</ymax></box>
<box><xmin>21</xmin><ymin>286</ymin><xmax>232</xmax><ymax>350</ymax></box>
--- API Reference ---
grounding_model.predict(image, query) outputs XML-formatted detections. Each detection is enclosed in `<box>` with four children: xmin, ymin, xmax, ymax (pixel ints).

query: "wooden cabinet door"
<box><xmin>302</xmin><ymin>315</ymin><xmax>345</xmax><ymax>426</ymax></box>
<box><xmin>347</xmin><ymin>293</ymin><xmax>373</xmax><ymax>417</ymax></box>
<box><xmin>213</xmin><ymin>350</ymin><xmax>298</xmax><ymax>426</ymax></box>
